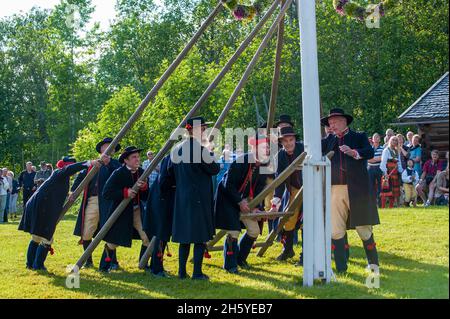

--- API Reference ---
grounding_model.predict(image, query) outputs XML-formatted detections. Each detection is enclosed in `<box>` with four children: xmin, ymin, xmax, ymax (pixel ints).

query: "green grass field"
<box><xmin>0</xmin><ymin>206</ymin><xmax>448</xmax><ymax>299</ymax></box>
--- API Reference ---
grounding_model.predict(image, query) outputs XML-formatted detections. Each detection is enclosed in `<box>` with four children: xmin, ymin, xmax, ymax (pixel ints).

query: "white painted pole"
<box><xmin>325</xmin><ymin>157</ymin><xmax>333</xmax><ymax>282</ymax></box>
<box><xmin>297</xmin><ymin>0</ymin><xmax>329</xmax><ymax>286</ymax></box>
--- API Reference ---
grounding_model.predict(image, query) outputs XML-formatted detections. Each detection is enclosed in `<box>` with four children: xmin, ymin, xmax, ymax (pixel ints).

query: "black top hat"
<box><xmin>119</xmin><ymin>146</ymin><xmax>143</xmax><ymax>164</ymax></box>
<box><xmin>320</xmin><ymin>108</ymin><xmax>354</xmax><ymax>127</ymax></box>
<box><xmin>96</xmin><ymin>137</ymin><xmax>121</xmax><ymax>154</ymax></box>
<box><xmin>62</xmin><ymin>156</ymin><xmax>77</xmax><ymax>163</ymax></box>
<box><xmin>275</xmin><ymin>114</ymin><xmax>295</xmax><ymax>127</ymax></box>
<box><xmin>186</xmin><ymin>116</ymin><xmax>213</xmax><ymax>129</ymax></box>
<box><xmin>278</xmin><ymin>126</ymin><xmax>299</xmax><ymax>140</ymax></box>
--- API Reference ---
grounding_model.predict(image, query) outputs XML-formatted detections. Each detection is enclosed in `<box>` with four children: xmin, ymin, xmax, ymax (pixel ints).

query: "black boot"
<box><xmin>363</xmin><ymin>235</ymin><xmax>379</xmax><ymax>267</ymax></box>
<box><xmin>223</xmin><ymin>236</ymin><xmax>239</xmax><ymax>274</ymax></box>
<box><xmin>332</xmin><ymin>236</ymin><xmax>348</xmax><ymax>273</ymax></box>
<box><xmin>237</xmin><ymin>233</ymin><xmax>256</xmax><ymax>270</ymax></box>
<box><xmin>344</xmin><ymin>233</ymin><xmax>350</xmax><ymax>262</ymax></box>
<box><xmin>295</xmin><ymin>229</ymin><xmax>304</xmax><ymax>267</ymax></box>
<box><xmin>99</xmin><ymin>245</ymin><xmax>114</xmax><ymax>273</ymax></box>
<box><xmin>192</xmin><ymin>243</ymin><xmax>209</xmax><ymax>280</ymax></box>
<box><xmin>277</xmin><ymin>230</ymin><xmax>295</xmax><ymax>261</ymax></box>
<box><xmin>33</xmin><ymin>244</ymin><xmax>51</xmax><ymax>271</ymax></box>
<box><xmin>139</xmin><ymin>244</ymin><xmax>149</xmax><ymax>270</ymax></box>
<box><xmin>151</xmin><ymin>240</ymin><xmax>170</xmax><ymax>277</ymax></box>
<box><xmin>26</xmin><ymin>240</ymin><xmax>39</xmax><ymax>269</ymax></box>
<box><xmin>110</xmin><ymin>249</ymin><xmax>120</xmax><ymax>271</ymax></box>
<box><xmin>82</xmin><ymin>240</ymin><xmax>94</xmax><ymax>268</ymax></box>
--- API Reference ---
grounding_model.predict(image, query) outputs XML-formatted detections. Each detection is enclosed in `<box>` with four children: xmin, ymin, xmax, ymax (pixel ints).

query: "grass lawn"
<box><xmin>0</xmin><ymin>206</ymin><xmax>448</xmax><ymax>299</ymax></box>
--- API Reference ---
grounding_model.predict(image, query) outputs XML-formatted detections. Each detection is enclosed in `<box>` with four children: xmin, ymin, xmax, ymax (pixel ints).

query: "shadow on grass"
<box><xmin>36</xmin><ymin>244</ymin><xmax>448</xmax><ymax>299</ymax></box>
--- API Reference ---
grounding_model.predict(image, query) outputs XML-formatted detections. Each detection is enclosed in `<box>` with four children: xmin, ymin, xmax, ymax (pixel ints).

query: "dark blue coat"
<box><xmin>72</xmin><ymin>159</ymin><xmax>121</xmax><ymax>238</ymax></box>
<box><xmin>18</xmin><ymin>162</ymin><xmax>88</xmax><ymax>240</ymax></box>
<box><xmin>143</xmin><ymin>156</ymin><xmax>175</xmax><ymax>242</ymax></box>
<box><xmin>164</xmin><ymin>138</ymin><xmax>220</xmax><ymax>244</ymax></box>
<box><xmin>214</xmin><ymin>154</ymin><xmax>267</xmax><ymax>231</ymax></box>
<box><xmin>102</xmin><ymin>165</ymin><xmax>149</xmax><ymax>248</ymax></box>
<box><xmin>274</xmin><ymin>142</ymin><xmax>305</xmax><ymax>199</ymax></box>
<box><xmin>322</xmin><ymin>129</ymin><xmax>380</xmax><ymax>227</ymax></box>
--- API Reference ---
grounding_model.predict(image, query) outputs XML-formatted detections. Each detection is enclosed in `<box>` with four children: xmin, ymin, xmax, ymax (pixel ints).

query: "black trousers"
<box><xmin>22</xmin><ymin>188</ymin><xmax>34</xmax><ymax>208</ymax></box>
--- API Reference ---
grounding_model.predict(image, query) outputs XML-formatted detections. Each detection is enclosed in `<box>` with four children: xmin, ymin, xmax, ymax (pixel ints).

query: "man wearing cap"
<box><xmin>19</xmin><ymin>157</ymin><xmax>97</xmax><ymax>271</ymax></box>
<box><xmin>321</xmin><ymin>108</ymin><xmax>380</xmax><ymax>273</ymax></box>
<box><xmin>163</xmin><ymin>116</ymin><xmax>219</xmax><ymax>280</ymax></box>
<box><xmin>271</xmin><ymin>126</ymin><xmax>305</xmax><ymax>264</ymax></box>
<box><xmin>215</xmin><ymin>133</ymin><xmax>270</xmax><ymax>273</ymax></box>
<box><xmin>34</xmin><ymin>161</ymin><xmax>52</xmax><ymax>188</ymax></box>
<box><xmin>71</xmin><ymin>138</ymin><xmax>121</xmax><ymax>268</ymax></box>
<box><xmin>143</xmin><ymin>154</ymin><xmax>175</xmax><ymax>277</ymax></box>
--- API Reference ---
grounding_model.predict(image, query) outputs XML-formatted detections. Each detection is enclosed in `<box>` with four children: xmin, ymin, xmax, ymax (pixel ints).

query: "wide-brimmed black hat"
<box><xmin>278</xmin><ymin>126</ymin><xmax>299</xmax><ymax>140</ymax></box>
<box><xmin>96</xmin><ymin>137</ymin><xmax>121</xmax><ymax>154</ymax></box>
<box><xmin>320</xmin><ymin>108</ymin><xmax>354</xmax><ymax>127</ymax></box>
<box><xmin>119</xmin><ymin>146</ymin><xmax>143</xmax><ymax>164</ymax></box>
<box><xmin>259</xmin><ymin>122</ymin><xmax>277</xmax><ymax>129</ymax></box>
<box><xmin>275</xmin><ymin>114</ymin><xmax>295</xmax><ymax>127</ymax></box>
<box><xmin>186</xmin><ymin>116</ymin><xmax>213</xmax><ymax>129</ymax></box>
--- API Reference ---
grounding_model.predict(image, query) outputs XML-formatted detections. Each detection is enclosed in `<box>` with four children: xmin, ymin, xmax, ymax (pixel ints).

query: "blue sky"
<box><xmin>1</xmin><ymin>0</ymin><xmax>162</xmax><ymax>30</ymax></box>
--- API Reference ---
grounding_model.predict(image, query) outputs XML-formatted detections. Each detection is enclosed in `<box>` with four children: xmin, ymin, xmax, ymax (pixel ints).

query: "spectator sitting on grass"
<box><xmin>434</xmin><ymin>166</ymin><xmax>449</xmax><ymax>206</ymax></box>
<box><xmin>416</xmin><ymin>150</ymin><xmax>445</xmax><ymax>207</ymax></box>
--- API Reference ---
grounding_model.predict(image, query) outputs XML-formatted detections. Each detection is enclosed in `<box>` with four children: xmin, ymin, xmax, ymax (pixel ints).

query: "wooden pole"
<box><xmin>266</xmin><ymin>0</ymin><xmax>286</xmax><ymax>132</ymax></box>
<box><xmin>210</xmin><ymin>0</ymin><xmax>294</xmax><ymax>136</ymax></box>
<box><xmin>58</xmin><ymin>2</ymin><xmax>223</xmax><ymax>223</ymax></box>
<box><xmin>77</xmin><ymin>1</ymin><xmax>282</xmax><ymax>271</ymax></box>
<box><xmin>138</xmin><ymin>236</ymin><xmax>157</xmax><ymax>270</ymax></box>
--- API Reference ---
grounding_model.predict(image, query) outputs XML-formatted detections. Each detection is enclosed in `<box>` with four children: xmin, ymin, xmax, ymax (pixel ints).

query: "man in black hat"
<box><xmin>275</xmin><ymin>114</ymin><xmax>295</xmax><ymax>129</ymax></box>
<box><xmin>271</xmin><ymin>126</ymin><xmax>305</xmax><ymax>264</ymax></box>
<box><xmin>19</xmin><ymin>157</ymin><xmax>97</xmax><ymax>271</ymax></box>
<box><xmin>18</xmin><ymin>162</ymin><xmax>37</xmax><ymax>210</ymax></box>
<box><xmin>215</xmin><ymin>134</ymin><xmax>270</xmax><ymax>274</ymax></box>
<box><xmin>163</xmin><ymin>116</ymin><xmax>219</xmax><ymax>280</ymax></box>
<box><xmin>321</xmin><ymin>108</ymin><xmax>380</xmax><ymax>273</ymax></box>
<box><xmin>100</xmin><ymin>146</ymin><xmax>150</xmax><ymax>272</ymax></box>
<box><xmin>71</xmin><ymin>138</ymin><xmax>121</xmax><ymax>268</ymax></box>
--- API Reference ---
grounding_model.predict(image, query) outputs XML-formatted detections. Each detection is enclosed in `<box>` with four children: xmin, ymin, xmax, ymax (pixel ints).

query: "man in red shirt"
<box><xmin>416</xmin><ymin>150</ymin><xmax>446</xmax><ymax>206</ymax></box>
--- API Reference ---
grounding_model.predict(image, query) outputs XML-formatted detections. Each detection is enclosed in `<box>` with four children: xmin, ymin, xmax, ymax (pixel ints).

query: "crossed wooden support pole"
<box><xmin>67</xmin><ymin>0</ymin><xmax>295</xmax><ymax>272</ymax></box>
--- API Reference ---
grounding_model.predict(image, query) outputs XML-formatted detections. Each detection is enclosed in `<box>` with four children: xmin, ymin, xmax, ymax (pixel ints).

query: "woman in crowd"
<box><xmin>380</xmin><ymin>136</ymin><xmax>404</xmax><ymax>208</ymax></box>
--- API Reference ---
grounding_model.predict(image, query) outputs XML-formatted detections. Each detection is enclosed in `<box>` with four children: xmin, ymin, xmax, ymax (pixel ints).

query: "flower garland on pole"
<box><xmin>221</xmin><ymin>0</ymin><xmax>262</xmax><ymax>21</ymax></box>
<box><xmin>333</xmin><ymin>0</ymin><xmax>396</xmax><ymax>22</ymax></box>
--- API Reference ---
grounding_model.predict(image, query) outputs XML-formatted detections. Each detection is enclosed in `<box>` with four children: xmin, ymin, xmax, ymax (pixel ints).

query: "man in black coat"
<box><xmin>100</xmin><ymin>146</ymin><xmax>150</xmax><ymax>272</ymax></box>
<box><xmin>271</xmin><ymin>126</ymin><xmax>305</xmax><ymax>263</ymax></box>
<box><xmin>71</xmin><ymin>138</ymin><xmax>121</xmax><ymax>268</ymax></box>
<box><xmin>321</xmin><ymin>108</ymin><xmax>380</xmax><ymax>273</ymax></box>
<box><xmin>18</xmin><ymin>157</ymin><xmax>95</xmax><ymax>271</ymax></box>
<box><xmin>18</xmin><ymin>162</ymin><xmax>36</xmax><ymax>210</ymax></box>
<box><xmin>143</xmin><ymin>155</ymin><xmax>175</xmax><ymax>277</ymax></box>
<box><xmin>215</xmin><ymin>134</ymin><xmax>270</xmax><ymax>274</ymax></box>
<box><xmin>163</xmin><ymin>117</ymin><xmax>219</xmax><ymax>280</ymax></box>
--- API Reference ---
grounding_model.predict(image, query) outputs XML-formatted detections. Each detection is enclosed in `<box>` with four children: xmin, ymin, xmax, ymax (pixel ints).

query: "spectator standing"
<box><xmin>367</xmin><ymin>133</ymin><xmax>384</xmax><ymax>206</ymax></box>
<box><xmin>34</xmin><ymin>161</ymin><xmax>52</xmax><ymax>188</ymax></box>
<box><xmin>7</xmin><ymin>171</ymin><xmax>19</xmax><ymax>220</ymax></box>
<box><xmin>383</xmin><ymin>129</ymin><xmax>395</xmax><ymax>148</ymax></box>
<box><xmin>409</xmin><ymin>135</ymin><xmax>422</xmax><ymax>176</ymax></box>
<box><xmin>406</xmin><ymin>131</ymin><xmax>414</xmax><ymax>148</ymax></box>
<box><xmin>18</xmin><ymin>162</ymin><xmax>36</xmax><ymax>210</ymax></box>
<box><xmin>2</xmin><ymin>168</ymin><xmax>12</xmax><ymax>222</ymax></box>
<box><xmin>0</xmin><ymin>172</ymin><xmax>9</xmax><ymax>224</ymax></box>
<box><xmin>380</xmin><ymin>136</ymin><xmax>404</xmax><ymax>208</ymax></box>
<box><xmin>142</xmin><ymin>151</ymin><xmax>160</xmax><ymax>187</ymax></box>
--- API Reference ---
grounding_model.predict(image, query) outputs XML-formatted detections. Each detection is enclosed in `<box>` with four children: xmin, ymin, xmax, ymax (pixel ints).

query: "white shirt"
<box><xmin>0</xmin><ymin>177</ymin><xmax>10</xmax><ymax>195</ymax></box>
<box><xmin>380</xmin><ymin>147</ymin><xmax>404</xmax><ymax>175</ymax></box>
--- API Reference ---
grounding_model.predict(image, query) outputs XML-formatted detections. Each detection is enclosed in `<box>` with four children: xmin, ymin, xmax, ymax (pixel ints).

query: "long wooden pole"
<box><xmin>77</xmin><ymin>0</ymin><xmax>282</xmax><ymax>271</ymax></box>
<box><xmin>58</xmin><ymin>2</ymin><xmax>223</xmax><ymax>222</ymax></box>
<box><xmin>210</xmin><ymin>0</ymin><xmax>293</xmax><ymax>135</ymax></box>
<box><xmin>266</xmin><ymin>0</ymin><xmax>285</xmax><ymax>132</ymax></box>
